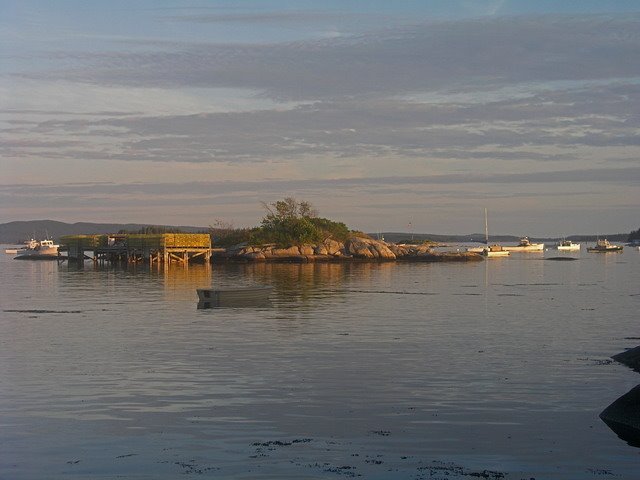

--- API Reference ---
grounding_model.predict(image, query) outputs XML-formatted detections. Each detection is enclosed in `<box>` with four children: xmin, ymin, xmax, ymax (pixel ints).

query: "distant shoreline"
<box><xmin>0</xmin><ymin>220</ymin><xmax>631</xmax><ymax>244</ymax></box>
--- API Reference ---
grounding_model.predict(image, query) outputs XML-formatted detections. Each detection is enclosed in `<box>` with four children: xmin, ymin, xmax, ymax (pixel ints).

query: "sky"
<box><xmin>1</xmin><ymin>0</ymin><xmax>639</xmax><ymax>236</ymax></box>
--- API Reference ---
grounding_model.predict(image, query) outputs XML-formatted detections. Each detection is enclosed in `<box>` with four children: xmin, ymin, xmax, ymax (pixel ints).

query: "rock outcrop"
<box><xmin>215</xmin><ymin>236</ymin><xmax>481</xmax><ymax>263</ymax></box>
<box><xmin>600</xmin><ymin>384</ymin><xmax>640</xmax><ymax>447</ymax></box>
<box><xmin>600</xmin><ymin>345</ymin><xmax>640</xmax><ymax>448</ymax></box>
<box><xmin>612</xmin><ymin>346</ymin><xmax>640</xmax><ymax>373</ymax></box>
<box><xmin>345</xmin><ymin>237</ymin><xmax>396</xmax><ymax>260</ymax></box>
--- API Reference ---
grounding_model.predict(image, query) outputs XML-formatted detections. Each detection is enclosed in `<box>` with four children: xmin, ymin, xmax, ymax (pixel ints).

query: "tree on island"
<box><xmin>628</xmin><ymin>227</ymin><xmax>640</xmax><ymax>243</ymax></box>
<box><xmin>208</xmin><ymin>219</ymin><xmax>254</xmax><ymax>248</ymax></box>
<box><xmin>252</xmin><ymin>197</ymin><xmax>350</xmax><ymax>246</ymax></box>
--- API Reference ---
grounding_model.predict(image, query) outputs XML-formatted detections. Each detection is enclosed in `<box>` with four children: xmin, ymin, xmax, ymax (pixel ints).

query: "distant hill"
<box><xmin>0</xmin><ymin>220</ymin><xmax>631</xmax><ymax>244</ymax></box>
<box><xmin>0</xmin><ymin>220</ymin><xmax>208</xmax><ymax>244</ymax></box>
<box><xmin>373</xmin><ymin>232</ymin><xmax>630</xmax><ymax>244</ymax></box>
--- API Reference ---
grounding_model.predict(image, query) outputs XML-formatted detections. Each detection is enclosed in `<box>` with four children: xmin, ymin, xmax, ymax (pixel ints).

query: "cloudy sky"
<box><xmin>1</xmin><ymin>0</ymin><xmax>639</xmax><ymax>236</ymax></box>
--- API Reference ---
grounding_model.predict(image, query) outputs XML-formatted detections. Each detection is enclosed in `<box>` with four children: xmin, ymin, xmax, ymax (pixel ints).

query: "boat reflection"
<box><xmin>197</xmin><ymin>297</ymin><xmax>272</xmax><ymax>309</ymax></box>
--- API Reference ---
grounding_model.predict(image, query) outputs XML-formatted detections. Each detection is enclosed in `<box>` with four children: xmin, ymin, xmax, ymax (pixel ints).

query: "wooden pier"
<box><xmin>60</xmin><ymin>233</ymin><xmax>212</xmax><ymax>266</ymax></box>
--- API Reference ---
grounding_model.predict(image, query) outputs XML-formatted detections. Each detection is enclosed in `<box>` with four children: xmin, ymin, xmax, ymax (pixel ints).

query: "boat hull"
<box><xmin>503</xmin><ymin>244</ymin><xmax>544</xmax><ymax>252</ymax></box>
<box><xmin>483</xmin><ymin>250</ymin><xmax>510</xmax><ymax>257</ymax></box>
<box><xmin>557</xmin><ymin>244</ymin><xmax>580</xmax><ymax>251</ymax></box>
<box><xmin>15</xmin><ymin>246</ymin><xmax>59</xmax><ymax>259</ymax></box>
<box><xmin>197</xmin><ymin>286</ymin><xmax>273</xmax><ymax>308</ymax></box>
<box><xmin>482</xmin><ymin>245</ymin><xmax>510</xmax><ymax>257</ymax></box>
<box><xmin>587</xmin><ymin>247</ymin><xmax>623</xmax><ymax>253</ymax></box>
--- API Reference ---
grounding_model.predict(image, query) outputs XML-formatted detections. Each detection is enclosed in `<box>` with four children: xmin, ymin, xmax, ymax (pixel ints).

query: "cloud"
<box><xmin>165</xmin><ymin>11</ymin><xmax>350</xmax><ymax>25</ymax></box>
<box><xmin>0</xmin><ymin>79</ymin><xmax>289</xmax><ymax>116</ymax></box>
<box><xmin>2</xmin><ymin>165</ymin><xmax>637</xmax><ymax>198</ymax></box>
<box><xmin>2</xmin><ymin>11</ymin><xmax>638</xmax><ymax>233</ymax></box>
<box><xmin>4</xmin><ymin>14</ymin><xmax>639</xmax><ymax>170</ymax></box>
<box><xmin>1</xmin><ymin>166</ymin><xmax>637</xmax><ymax>232</ymax></box>
<box><xmin>3</xmin><ymin>80</ymin><xmax>639</xmax><ymax>167</ymax></box>
<box><xmin>16</xmin><ymin>14</ymin><xmax>640</xmax><ymax>101</ymax></box>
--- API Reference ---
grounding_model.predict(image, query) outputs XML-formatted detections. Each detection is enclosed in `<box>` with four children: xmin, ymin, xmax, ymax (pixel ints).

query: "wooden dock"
<box><xmin>60</xmin><ymin>233</ymin><xmax>212</xmax><ymax>266</ymax></box>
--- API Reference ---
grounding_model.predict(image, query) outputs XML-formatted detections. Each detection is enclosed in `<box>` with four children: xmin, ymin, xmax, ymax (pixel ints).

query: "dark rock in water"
<box><xmin>600</xmin><ymin>384</ymin><xmax>640</xmax><ymax>448</ymax></box>
<box><xmin>546</xmin><ymin>257</ymin><xmax>579</xmax><ymax>261</ymax></box>
<box><xmin>612</xmin><ymin>345</ymin><xmax>640</xmax><ymax>373</ymax></box>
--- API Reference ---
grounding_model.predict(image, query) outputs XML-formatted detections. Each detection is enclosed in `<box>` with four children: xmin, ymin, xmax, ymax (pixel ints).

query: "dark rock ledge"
<box><xmin>213</xmin><ymin>236</ymin><xmax>482</xmax><ymax>263</ymax></box>
<box><xmin>601</xmin><ymin>345</ymin><xmax>640</xmax><ymax>447</ymax></box>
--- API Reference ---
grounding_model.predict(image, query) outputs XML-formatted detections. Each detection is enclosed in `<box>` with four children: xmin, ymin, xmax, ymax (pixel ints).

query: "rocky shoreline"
<box><xmin>600</xmin><ymin>345</ymin><xmax>640</xmax><ymax>447</ymax></box>
<box><xmin>213</xmin><ymin>236</ymin><xmax>483</xmax><ymax>263</ymax></box>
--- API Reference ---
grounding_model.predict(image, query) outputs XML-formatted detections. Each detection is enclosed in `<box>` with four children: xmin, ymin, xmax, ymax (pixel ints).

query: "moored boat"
<box><xmin>14</xmin><ymin>238</ymin><xmax>60</xmax><ymax>260</ymax></box>
<box><xmin>197</xmin><ymin>286</ymin><xmax>273</xmax><ymax>308</ymax></box>
<box><xmin>466</xmin><ymin>208</ymin><xmax>509</xmax><ymax>257</ymax></box>
<box><xmin>482</xmin><ymin>245</ymin><xmax>510</xmax><ymax>257</ymax></box>
<box><xmin>5</xmin><ymin>238</ymin><xmax>38</xmax><ymax>254</ymax></box>
<box><xmin>556</xmin><ymin>239</ymin><xmax>581</xmax><ymax>251</ymax></box>
<box><xmin>503</xmin><ymin>237</ymin><xmax>544</xmax><ymax>252</ymax></box>
<box><xmin>587</xmin><ymin>239</ymin><xmax>623</xmax><ymax>253</ymax></box>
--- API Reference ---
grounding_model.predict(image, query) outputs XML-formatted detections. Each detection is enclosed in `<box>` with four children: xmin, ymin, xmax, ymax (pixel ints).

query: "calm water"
<box><xmin>1</xmin><ymin>246</ymin><xmax>639</xmax><ymax>479</ymax></box>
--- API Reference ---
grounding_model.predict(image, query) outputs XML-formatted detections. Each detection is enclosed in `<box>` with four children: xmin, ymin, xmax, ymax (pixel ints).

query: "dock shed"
<box><xmin>60</xmin><ymin>233</ymin><xmax>212</xmax><ymax>265</ymax></box>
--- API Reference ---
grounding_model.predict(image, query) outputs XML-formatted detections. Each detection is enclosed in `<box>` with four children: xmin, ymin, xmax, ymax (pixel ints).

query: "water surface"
<box><xmin>1</xmin><ymin>248</ymin><xmax>639</xmax><ymax>478</ymax></box>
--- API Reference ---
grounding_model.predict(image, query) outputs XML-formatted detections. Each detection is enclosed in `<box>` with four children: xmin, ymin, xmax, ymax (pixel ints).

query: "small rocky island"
<box><xmin>212</xmin><ymin>197</ymin><xmax>482</xmax><ymax>263</ymax></box>
<box><xmin>217</xmin><ymin>235</ymin><xmax>481</xmax><ymax>263</ymax></box>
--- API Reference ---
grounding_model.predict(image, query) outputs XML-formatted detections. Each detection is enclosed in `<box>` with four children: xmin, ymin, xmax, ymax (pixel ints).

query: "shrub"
<box><xmin>210</xmin><ymin>227</ymin><xmax>256</xmax><ymax>247</ymax></box>
<box><xmin>251</xmin><ymin>197</ymin><xmax>351</xmax><ymax>246</ymax></box>
<box><xmin>309</xmin><ymin>217</ymin><xmax>350</xmax><ymax>242</ymax></box>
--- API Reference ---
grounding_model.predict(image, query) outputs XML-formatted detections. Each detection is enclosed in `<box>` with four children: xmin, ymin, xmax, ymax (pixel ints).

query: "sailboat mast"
<box><xmin>484</xmin><ymin>208</ymin><xmax>488</xmax><ymax>244</ymax></box>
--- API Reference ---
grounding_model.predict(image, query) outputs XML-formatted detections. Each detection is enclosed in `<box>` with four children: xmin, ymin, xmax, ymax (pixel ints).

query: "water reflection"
<box><xmin>2</xmin><ymin>248</ymin><xmax>640</xmax><ymax>478</ymax></box>
<box><xmin>197</xmin><ymin>298</ymin><xmax>272</xmax><ymax>309</ymax></box>
<box><xmin>217</xmin><ymin>262</ymin><xmax>354</xmax><ymax>307</ymax></box>
<box><xmin>161</xmin><ymin>263</ymin><xmax>211</xmax><ymax>302</ymax></box>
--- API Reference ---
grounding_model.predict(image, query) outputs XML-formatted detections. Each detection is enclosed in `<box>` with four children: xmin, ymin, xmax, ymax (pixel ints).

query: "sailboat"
<box><xmin>467</xmin><ymin>208</ymin><xmax>510</xmax><ymax>257</ymax></box>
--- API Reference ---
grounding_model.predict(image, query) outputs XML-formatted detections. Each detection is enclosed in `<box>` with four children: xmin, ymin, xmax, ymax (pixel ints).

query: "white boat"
<box><xmin>482</xmin><ymin>244</ymin><xmax>510</xmax><ymax>257</ymax></box>
<box><xmin>556</xmin><ymin>239</ymin><xmax>580</xmax><ymax>251</ymax></box>
<box><xmin>14</xmin><ymin>238</ymin><xmax>60</xmax><ymax>259</ymax></box>
<box><xmin>503</xmin><ymin>237</ymin><xmax>544</xmax><ymax>252</ymax></box>
<box><xmin>467</xmin><ymin>208</ymin><xmax>509</xmax><ymax>257</ymax></box>
<box><xmin>197</xmin><ymin>286</ymin><xmax>273</xmax><ymax>308</ymax></box>
<box><xmin>587</xmin><ymin>238</ymin><xmax>623</xmax><ymax>253</ymax></box>
<box><xmin>5</xmin><ymin>238</ymin><xmax>39</xmax><ymax>254</ymax></box>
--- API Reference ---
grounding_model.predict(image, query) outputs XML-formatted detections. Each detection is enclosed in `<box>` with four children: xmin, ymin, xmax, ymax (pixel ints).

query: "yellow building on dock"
<box><xmin>60</xmin><ymin>233</ymin><xmax>212</xmax><ymax>265</ymax></box>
